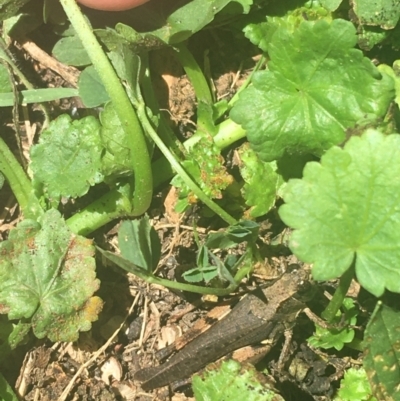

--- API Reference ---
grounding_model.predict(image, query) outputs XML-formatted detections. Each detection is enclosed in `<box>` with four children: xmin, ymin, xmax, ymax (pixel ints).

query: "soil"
<box><xmin>0</xmin><ymin>10</ymin><xmax>363</xmax><ymax>401</ymax></box>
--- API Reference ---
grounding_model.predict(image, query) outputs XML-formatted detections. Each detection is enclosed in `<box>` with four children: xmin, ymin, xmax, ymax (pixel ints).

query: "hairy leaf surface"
<box><xmin>352</xmin><ymin>0</ymin><xmax>400</xmax><ymax>29</ymax></box>
<box><xmin>279</xmin><ymin>130</ymin><xmax>400</xmax><ymax>297</ymax></box>
<box><xmin>30</xmin><ymin>114</ymin><xmax>104</xmax><ymax>200</ymax></box>
<box><xmin>193</xmin><ymin>359</ymin><xmax>284</xmax><ymax>401</ymax></box>
<box><xmin>0</xmin><ymin>209</ymin><xmax>102</xmax><ymax>341</ymax></box>
<box><xmin>99</xmin><ymin>102</ymin><xmax>132</xmax><ymax>179</ymax></box>
<box><xmin>231</xmin><ymin>19</ymin><xmax>394</xmax><ymax>162</ymax></box>
<box><xmin>238</xmin><ymin>144</ymin><xmax>281</xmax><ymax>218</ymax></box>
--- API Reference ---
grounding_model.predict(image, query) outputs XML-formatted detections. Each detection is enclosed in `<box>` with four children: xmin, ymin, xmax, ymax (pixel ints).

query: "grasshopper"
<box><xmin>134</xmin><ymin>267</ymin><xmax>312</xmax><ymax>391</ymax></box>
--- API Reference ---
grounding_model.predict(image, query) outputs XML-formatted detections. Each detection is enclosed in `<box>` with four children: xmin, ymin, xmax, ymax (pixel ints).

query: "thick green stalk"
<box><xmin>322</xmin><ymin>263</ymin><xmax>355</xmax><ymax>322</ymax></box>
<box><xmin>184</xmin><ymin>118</ymin><xmax>246</xmax><ymax>151</ymax></box>
<box><xmin>60</xmin><ymin>0</ymin><xmax>152</xmax><ymax>216</ymax></box>
<box><xmin>0</xmin><ymin>136</ymin><xmax>43</xmax><ymax>219</ymax></box>
<box><xmin>66</xmin><ymin>189</ymin><xmax>132</xmax><ymax>236</ymax></box>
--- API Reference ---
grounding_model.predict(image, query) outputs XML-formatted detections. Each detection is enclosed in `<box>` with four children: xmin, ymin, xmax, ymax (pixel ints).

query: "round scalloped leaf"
<box><xmin>244</xmin><ymin>7</ymin><xmax>332</xmax><ymax>53</ymax></box>
<box><xmin>279</xmin><ymin>130</ymin><xmax>400</xmax><ymax>297</ymax></box>
<box><xmin>231</xmin><ymin>19</ymin><xmax>394</xmax><ymax>162</ymax></box>
<box><xmin>30</xmin><ymin>114</ymin><xmax>104</xmax><ymax>200</ymax></box>
<box><xmin>0</xmin><ymin>209</ymin><xmax>102</xmax><ymax>341</ymax></box>
<box><xmin>193</xmin><ymin>359</ymin><xmax>284</xmax><ymax>401</ymax></box>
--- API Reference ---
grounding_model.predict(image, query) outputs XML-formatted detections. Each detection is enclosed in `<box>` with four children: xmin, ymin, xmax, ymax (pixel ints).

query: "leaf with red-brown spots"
<box><xmin>0</xmin><ymin>209</ymin><xmax>102</xmax><ymax>342</ymax></box>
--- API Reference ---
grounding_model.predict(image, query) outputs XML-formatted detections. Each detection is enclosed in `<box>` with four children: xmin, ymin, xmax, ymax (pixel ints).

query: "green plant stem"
<box><xmin>174</xmin><ymin>43</ymin><xmax>213</xmax><ymax>104</ymax></box>
<box><xmin>322</xmin><ymin>263</ymin><xmax>355</xmax><ymax>322</ymax></box>
<box><xmin>140</xmin><ymin>54</ymin><xmax>183</xmax><ymax>157</ymax></box>
<box><xmin>174</xmin><ymin>43</ymin><xmax>216</xmax><ymax>134</ymax></box>
<box><xmin>138</xmin><ymin>272</ymin><xmax>238</xmax><ymax>296</ymax></box>
<box><xmin>60</xmin><ymin>0</ymin><xmax>153</xmax><ymax>216</ymax></box>
<box><xmin>0</xmin><ymin>136</ymin><xmax>43</xmax><ymax>219</ymax></box>
<box><xmin>66</xmin><ymin>189</ymin><xmax>132</xmax><ymax>236</ymax></box>
<box><xmin>185</xmin><ymin>118</ymin><xmax>246</xmax><ymax>151</ymax></box>
<box><xmin>99</xmin><ymin>248</ymin><xmax>239</xmax><ymax>295</ymax></box>
<box><xmin>136</xmin><ymin>102</ymin><xmax>237</xmax><ymax>225</ymax></box>
<box><xmin>227</xmin><ymin>55</ymin><xmax>266</xmax><ymax>108</ymax></box>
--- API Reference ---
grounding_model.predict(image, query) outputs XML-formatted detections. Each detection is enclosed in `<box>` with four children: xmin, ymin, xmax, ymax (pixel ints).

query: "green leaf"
<box><xmin>238</xmin><ymin>144</ymin><xmax>282</xmax><ymax>218</ymax></box>
<box><xmin>357</xmin><ymin>25</ymin><xmax>390</xmax><ymax>51</ymax></box>
<box><xmin>279</xmin><ymin>130</ymin><xmax>400</xmax><ymax>297</ymax></box>
<box><xmin>52</xmin><ymin>36</ymin><xmax>91</xmax><ymax>67</ymax></box>
<box><xmin>352</xmin><ymin>0</ymin><xmax>400</xmax><ymax>29</ymax></box>
<box><xmin>192</xmin><ymin>359</ymin><xmax>284</xmax><ymax>401</ymax></box>
<box><xmin>231</xmin><ymin>19</ymin><xmax>394</xmax><ymax>162</ymax></box>
<box><xmin>118</xmin><ymin>215</ymin><xmax>161</xmax><ymax>272</ymax></box>
<box><xmin>0</xmin><ymin>372</ymin><xmax>19</xmax><ymax>401</ymax></box>
<box><xmin>0</xmin><ymin>0</ymin><xmax>31</xmax><ymax>20</ymax></box>
<box><xmin>0</xmin><ymin>317</ymin><xmax>30</xmax><ymax>361</ymax></box>
<box><xmin>111</xmin><ymin>24</ymin><xmax>165</xmax><ymax>53</ymax></box>
<box><xmin>0</xmin><ymin>64</ymin><xmax>11</xmax><ymax>93</ymax></box>
<box><xmin>146</xmin><ymin>0</ymin><xmax>242</xmax><ymax>44</ymax></box>
<box><xmin>182</xmin><ymin>265</ymin><xmax>219</xmax><ymax>283</ymax></box>
<box><xmin>243</xmin><ymin>6</ymin><xmax>332</xmax><ymax>53</ymax></box>
<box><xmin>378</xmin><ymin>62</ymin><xmax>400</xmax><ymax>108</ymax></box>
<box><xmin>99</xmin><ymin>102</ymin><xmax>132</xmax><ymax>179</ymax></box>
<box><xmin>0</xmin><ymin>88</ymin><xmax>79</xmax><ymax>107</ymax></box>
<box><xmin>215</xmin><ymin>0</ymin><xmax>252</xmax><ymax>17</ymax></box>
<box><xmin>208</xmin><ymin>251</ymin><xmax>236</xmax><ymax>285</ymax></box>
<box><xmin>227</xmin><ymin>220</ymin><xmax>259</xmax><ymax>242</ymax></box>
<box><xmin>78</xmin><ymin>66</ymin><xmax>110</xmax><ymax>108</ymax></box>
<box><xmin>183</xmin><ymin>245</ymin><xmax>236</xmax><ymax>285</ymax></box>
<box><xmin>363</xmin><ymin>302</ymin><xmax>400</xmax><ymax>401</ymax></box>
<box><xmin>98</xmin><ymin>247</ymin><xmax>240</xmax><ymax>295</ymax></box>
<box><xmin>0</xmin><ymin>209</ymin><xmax>102</xmax><ymax>342</ymax></box>
<box><xmin>308</xmin><ymin>298</ymin><xmax>357</xmax><ymax>351</ymax></box>
<box><xmin>98</xmin><ymin>247</ymin><xmax>154</xmax><ymax>279</ymax></box>
<box><xmin>319</xmin><ymin>0</ymin><xmax>343</xmax><ymax>11</ymax></box>
<box><xmin>30</xmin><ymin>114</ymin><xmax>104</xmax><ymax>201</ymax></box>
<box><xmin>334</xmin><ymin>368</ymin><xmax>377</xmax><ymax>401</ymax></box>
<box><xmin>3</xmin><ymin>2</ymin><xmax>45</xmax><ymax>38</ymax></box>
<box><xmin>206</xmin><ymin>220</ymin><xmax>259</xmax><ymax>249</ymax></box>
